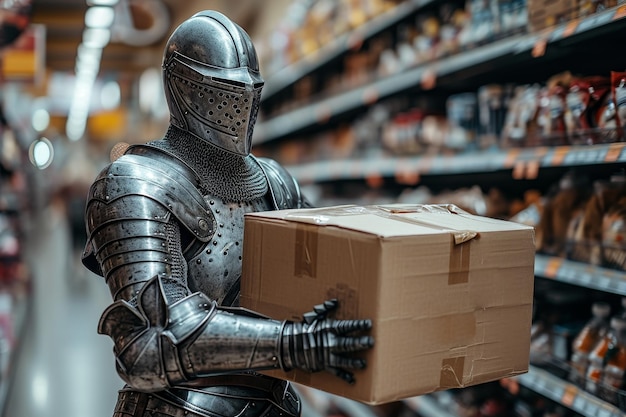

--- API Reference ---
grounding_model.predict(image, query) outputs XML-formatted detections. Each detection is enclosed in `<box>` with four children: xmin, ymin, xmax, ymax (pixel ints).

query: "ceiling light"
<box><xmin>82</xmin><ymin>27</ymin><xmax>110</xmax><ymax>48</ymax></box>
<box><xmin>87</xmin><ymin>0</ymin><xmax>119</xmax><ymax>5</ymax></box>
<box><xmin>85</xmin><ymin>6</ymin><xmax>115</xmax><ymax>28</ymax></box>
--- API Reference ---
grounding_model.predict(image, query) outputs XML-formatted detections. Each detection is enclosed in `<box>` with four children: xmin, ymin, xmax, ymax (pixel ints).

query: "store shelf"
<box><xmin>283</xmin><ymin>143</ymin><xmax>626</xmax><ymax>184</ymax></box>
<box><xmin>0</xmin><ymin>293</ymin><xmax>30</xmax><ymax>416</ymax></box>
<box><xmin>262</xmin><ymin>0</ymin><xmax>434</xmax><ymax>100</ymax></box>
<box><xmin>535</xmin><ymin>254</ymin><xmax>626</xmax><ymax>296</ymax></box>
<box><xmin>255</xmin><ymin>6</ymin><xmax>626</xmax><ymax>143</ymax></box>
<box><xmin>517</xmin><ymin>365</ymin><xmax>624</xmax><ymax>417</ymax></box>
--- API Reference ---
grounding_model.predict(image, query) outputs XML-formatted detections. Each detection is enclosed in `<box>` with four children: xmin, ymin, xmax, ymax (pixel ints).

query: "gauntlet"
<box><xmin>99</xmin><ymin>277</ymin><xmax>374</xmax><ymax>391</ymax></box>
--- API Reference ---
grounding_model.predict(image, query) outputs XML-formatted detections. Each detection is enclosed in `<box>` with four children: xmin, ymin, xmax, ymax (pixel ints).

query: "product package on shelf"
<box><xmin>240</xmin><ymin>204</ymin><xmax>535</xmax><ymax>405</ymax></box>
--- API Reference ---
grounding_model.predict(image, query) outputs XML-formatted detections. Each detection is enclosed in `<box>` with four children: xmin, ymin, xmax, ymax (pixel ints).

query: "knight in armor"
<box><xmin>82</xmin><ymin>10</ymin><xmax>374</xmax><ymax>417</ymax></box>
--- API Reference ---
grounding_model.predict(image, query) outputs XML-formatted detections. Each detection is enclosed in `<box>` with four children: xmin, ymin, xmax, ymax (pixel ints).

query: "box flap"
<box><xmin>245</xmin><ymin>204</ymin><xmax>533</xmax><ymax>241</ymax></box>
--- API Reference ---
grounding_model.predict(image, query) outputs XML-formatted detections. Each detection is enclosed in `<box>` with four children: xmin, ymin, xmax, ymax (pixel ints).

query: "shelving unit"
<box><xmin>517</xmin><ymin>366</ymin><xmax>623</xmax><ymax>417</ymax></box>
<box><xmin>256</xmin><ymin>5</ymin><xmax>626</xmax><ymax>144</ymax></box>
<box><xmin>257</xmin><ymin>1</ymin><xmax>626</xmax><ymax>415</ymax></box>
<box><xmin>535</xmin><ymin>255</ymin><xmax>626</xmax><ymax>296</ymax></box>
<box><xmin>0</xmin><ymin>295</ymin><xmax>29</xmax><ymax>417</ymax></box>
<box><xmin>282</xmin><ymin>142</ymin><xmax>626</xmax><ymax>184</ymax></box>
<box><xmin>262</xmin><ymin>0</ymin><xmax>436</xmax><ymax>101</ymax></box>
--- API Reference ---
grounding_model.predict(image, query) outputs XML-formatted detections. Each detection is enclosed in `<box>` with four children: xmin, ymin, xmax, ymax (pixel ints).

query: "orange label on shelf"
<box><xmin>613</xmin><ymin>5</ymin><xmax>626</xmax><ymax>20</ymax></box>
<box><xmin>561</xmin><ymin>384</ymin><xmax>577</xmax><ymax>406</ymax></box>
<box><xmin>605</xmin><ymin>143</ymin><xmax>625</xmax><ymax>162</ymax></box>
<box><xmin>525</xmin><ymin>160</ymin><xmax>540</xmax><ymax>179</ymax></box>
<box><xmin>512</xmin><ymin>161</ymin><xmax>525</xmax><ymax>179</ymax></box>
<box><xmin>551</xmin><ymin>146</ymin><xmax>570</xmax><ymax>165</ymax></box>
<box><xmin>545</xmin><ymin>258</ymin><xmax>562</xmax><ymax>276</ymax></box>
<box><xmin>395</xmin><ymin>170</ymin><xmax>420</xmax><ymax>186</ymax></box>
<box><xmin>562</xmin><ymin>20</ymin><xmax>579</xmax><ymax>38</ymax></box>
<box><xmin>362</xmin><ymin>87</ymin><xmax>379</xmax><ymax>105</ymax></box>
<box><xmin>504</xmin><ymin>149</ymin><xmax>520</xmax><ymax>168</ymax></box>
<box><xmin>532</xmin><ymin>39</ymin><xmax>547</xmax><ymax>58</ymax></box>
<box><xmin>316</xmin><ymin>106</ymin><xmax>332</xmax><ymax>124</ymax></box>
<box><xmin>421</xmin><ymin>69</ymin><xmax>437</xmax><ymax>90</ymax></box>
<box><xmin>365</xmin><ymin>174</ymin><xmax>384</xmax><ymax>189</ymax></box>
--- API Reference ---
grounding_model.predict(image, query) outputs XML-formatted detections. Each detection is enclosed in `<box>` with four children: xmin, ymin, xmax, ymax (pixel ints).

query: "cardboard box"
<box><xmin>241</xmin><ymin>204</ymin><xmax>535</xmax><ymax>405</ymax></box>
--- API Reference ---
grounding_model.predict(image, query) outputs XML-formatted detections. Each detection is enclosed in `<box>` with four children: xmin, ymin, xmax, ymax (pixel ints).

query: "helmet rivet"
<box><xmin>198</xmin><ymin>219</ymin><xmax>208</xmax><ymax>231</ymax></box>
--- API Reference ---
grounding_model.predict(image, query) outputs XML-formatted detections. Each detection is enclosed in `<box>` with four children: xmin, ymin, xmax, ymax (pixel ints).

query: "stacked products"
<box><xmin>534</xmin><ymin>170</ymin><xmax>626</xmax><ymax>271</ymax></box>
<box><xmin>257</xmin><ymin>70</ymin><xmax>626</xmax><ymax>165</ymax></box>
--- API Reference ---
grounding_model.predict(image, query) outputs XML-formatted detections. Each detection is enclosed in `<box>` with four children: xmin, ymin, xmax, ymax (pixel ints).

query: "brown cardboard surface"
<box><xmin>241</xmin><ymin>204</ymin><xmax>535</xmax><ymax>404</ymax></box>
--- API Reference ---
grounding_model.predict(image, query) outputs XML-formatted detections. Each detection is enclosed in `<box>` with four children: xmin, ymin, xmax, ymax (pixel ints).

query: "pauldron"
<box><xmin>82</xmin><ymin>146</ymin><xmax>216</xmax><ymax>279</ymax></box>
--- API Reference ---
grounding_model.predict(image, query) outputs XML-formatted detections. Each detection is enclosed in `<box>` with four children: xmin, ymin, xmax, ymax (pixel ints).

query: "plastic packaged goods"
<box><xmin>565</xmin><ymin>76</ymin><xmax>611</xmax><ymax>145</ymax></box>
<box><xmin>569</xmin><ymin>301</ymin><xmax>611</xmax><ymax>384</ymax></box>
<box><xmin>536</xmin><ymin>171</ymin><xmax>591</xmax><ymax>258</ymax></box>
<box><xmin>501</xmin><ymin>84</ymin><xmax>541</xmax><ymax>148</ymax></box>
<box><xmin>477</xmin><ymin>84</ymin><xmax>511</xmax><ymax>149</ymax></box>
<box><xmin>446</xmin><ymin>92</ymin><xmax>478</xmax><ymax>151</ymax></box>
<box><xmin>601</xmin><ymin>321</ymin><xmax>626</xmax><ymax>404</ymax></box>
<box><xmin>612</xmin><ymin>71</ymin><xmax>626</xmax><ymax>133</ymax></box>
<box><xmin>568</xmin><ymin>172</ymin><xmax>626</xmax><ymax>267</ymax></box>
<box><xmin>586</xmin><ymin>316</ymin><xmax>626</xmax><ymax>394</ymax></box>
<box><xmin>602</xmin><ymin>198</ymin><xmax>626</xmax><ymax>271</ymax></box>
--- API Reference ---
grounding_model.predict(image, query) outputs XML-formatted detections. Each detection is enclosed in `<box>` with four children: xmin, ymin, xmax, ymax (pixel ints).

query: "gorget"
<box><xmin>149</xmin><ymin>125</ymin><xmax>268</xmax><ymax>202</ymax></box>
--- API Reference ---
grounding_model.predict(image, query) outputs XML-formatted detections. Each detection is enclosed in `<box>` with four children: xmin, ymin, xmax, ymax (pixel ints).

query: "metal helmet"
<box><xmin>162</xmin><ymin>10</ymin><xmax>264</xmax><ymax>155</ymax></box>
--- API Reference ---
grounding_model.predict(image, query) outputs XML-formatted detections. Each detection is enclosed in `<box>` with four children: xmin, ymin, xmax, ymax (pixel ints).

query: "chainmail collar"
<box><xmin>148</xmin><ymin>125</ymin><xmax>268</xmax><ymax>202</ymax></box>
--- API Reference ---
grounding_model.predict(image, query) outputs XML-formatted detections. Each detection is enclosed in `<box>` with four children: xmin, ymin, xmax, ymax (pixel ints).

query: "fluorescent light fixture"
<box><xmin>85</xmin><ymin>6</ymin><xmax>115</xmax><ymax>28</ymax></box>
<box><xmin>82</xmin><ymin>27</ymin><xmax>111</xmax><ymax>48</ymax></box>
<box><xmin>87</xmin><ymin>0</ymin><xmax>119</xmax><ymax>5</ymax></box>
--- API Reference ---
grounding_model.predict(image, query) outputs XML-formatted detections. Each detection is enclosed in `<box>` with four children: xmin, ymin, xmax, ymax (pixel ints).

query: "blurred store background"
<box><xmin>0</xmin><ymin>0</ymin><xmax>625</xmax><ymax>416</ymax></box>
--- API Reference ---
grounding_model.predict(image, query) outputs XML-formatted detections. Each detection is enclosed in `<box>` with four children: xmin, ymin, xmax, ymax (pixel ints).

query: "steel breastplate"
<box><xmin>186</xmin><ymin>195</ymin><xmax>271</xmax><ymax>307</ymax></box>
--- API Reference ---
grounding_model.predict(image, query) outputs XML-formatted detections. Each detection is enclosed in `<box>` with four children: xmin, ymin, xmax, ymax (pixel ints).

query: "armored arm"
<box><xmin>84</xmin><ymin>149</ymin><xmax>372</xmax><ymax>393</ymax></box>
<box><xmin>99</xmin><ymin>275</ymin><xmax>372</xmax><ymax>392</ymax></box>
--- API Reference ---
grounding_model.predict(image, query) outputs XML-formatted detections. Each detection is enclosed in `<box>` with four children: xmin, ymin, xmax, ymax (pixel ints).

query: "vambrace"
<box><xmin>98</xmin><ymin>276</ymin><xmax>283</xmax><ymax>392</ymax></box>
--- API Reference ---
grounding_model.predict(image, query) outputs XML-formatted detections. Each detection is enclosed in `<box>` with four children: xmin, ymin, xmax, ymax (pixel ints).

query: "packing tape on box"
<box><xmin>289</xmin><ymin>204</ymin><xmax>477</xmax><ymax>284</ymax></box>
<box><xmin>440</xmin><ymin>356</ymin><xmax>466</xmax><ymax>389</ymax></box>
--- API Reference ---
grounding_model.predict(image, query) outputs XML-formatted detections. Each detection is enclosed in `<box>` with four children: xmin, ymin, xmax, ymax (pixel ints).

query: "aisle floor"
<box><xmin>4</xmin><ymin>204</ymin><xmax>122</xmax><ymax>417</ymax></box>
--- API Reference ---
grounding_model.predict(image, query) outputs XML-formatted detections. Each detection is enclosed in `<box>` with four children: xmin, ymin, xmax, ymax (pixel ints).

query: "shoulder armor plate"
<box><xmin>83</xmin><ymin>145</ymin><xmax>216</xmax><ymax>274</ymax></box>
<box><xmin>89</xmin><ymin>148</ymin><xmax>215</xmax><ymax>240</ymax></box>
<box><xmin>255</xmin><ymin>156</ymin><xmax>304</xmax><ymax>210</ymax></box>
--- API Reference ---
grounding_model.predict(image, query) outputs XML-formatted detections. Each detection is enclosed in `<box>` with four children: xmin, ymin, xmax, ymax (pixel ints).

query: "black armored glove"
<box><xmin>279</xmin><ymin>299</ymin><xmax>374</xmax><ymax>384</ymax></box>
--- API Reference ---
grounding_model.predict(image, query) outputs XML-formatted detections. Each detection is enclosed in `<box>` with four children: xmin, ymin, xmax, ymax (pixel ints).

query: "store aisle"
<box><xmin>4</xmin><ymin>203</ymin><xmax>122</xmax><ymax>417</ymax></box>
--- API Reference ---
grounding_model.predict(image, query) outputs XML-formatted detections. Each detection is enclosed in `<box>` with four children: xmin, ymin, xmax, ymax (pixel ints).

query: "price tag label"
<box><xmin>316</xmin><ymin>106</ymin><xmax>332</xmax><ymax>124</ymax></box>
<box><xmin>531</xmin><ymin>38</ymin><xmax>547</xmax><ymax>57</ymax></box>
<box><xmin>525</xmin><ymin>160</ymin><xmax>539</xmax><ymax>179</ymax></box>
<box><xmin>614</xmin><ymin>5</ymin><xmax>626</xmax><ymax>20</ymax></box>
<box><xmin>421</xmin><ymin>68</ymin><xmax>437</xmax><ymax>90</ymax></box>
<box><xmin>362</xmin><ymin>87</ymin><xmax>379</xmax><ymax>105</ymax></box>
<box><xmin>561</xmin><ymin>384</ymin><xmax>577</xmax><ymax>406</ymax></box>
<box><xmin>562</xmin><ymin>20</ymin><xmax>579</xmax><ymax>37</ymax></box>
<box><xmin>605</xmin><ymin>143</ymin><xmax>625</xmax><ymax>162</ymax></box>
<box><xmin>503</xmin><ymin>149</ymin><xmax>520</xmax><ymax>168</ymax></box>
<box><xmin>551</xmin><ymin>146</ymin><xmax>570</xmax><ymax>165</ymax></box>
<box><xmin>512</xmin><ymin>161</ymin><xmax>526</xmax><ymax>179</ymax></box>
<box><xmin>545</xmin><ymin>258</ymin><xmax>562</xmax><ymax>277</ymax></box>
